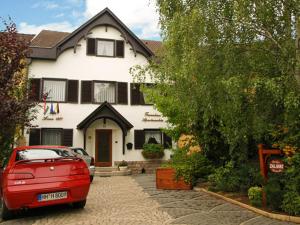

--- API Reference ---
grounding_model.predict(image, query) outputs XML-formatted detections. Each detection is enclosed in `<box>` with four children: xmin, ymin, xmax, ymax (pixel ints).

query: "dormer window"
<box><xmin>87</xmin><ymin>38</ymin><xmax>124</xmax><ymax>58</ymax></box>
<box><xmin>97</xmin><ymin>40</ymin><xmax>114</xmax><ymax>56</ymax></box>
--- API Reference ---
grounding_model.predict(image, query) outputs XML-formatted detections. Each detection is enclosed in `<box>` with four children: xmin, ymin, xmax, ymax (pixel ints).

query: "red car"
<box><xmin>0</xmin><ymin>146</ymin><xmax>91</xmax><ymax>219</ymax></box>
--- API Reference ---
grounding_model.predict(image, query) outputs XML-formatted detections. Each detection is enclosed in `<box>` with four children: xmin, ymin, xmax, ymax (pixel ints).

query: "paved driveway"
<box><xmin>1</xmin><ymin>175</ymin><xmax>297</xmax><ymax>225</ymax></box>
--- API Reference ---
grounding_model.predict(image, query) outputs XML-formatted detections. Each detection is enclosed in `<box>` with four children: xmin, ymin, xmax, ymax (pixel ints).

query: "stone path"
<box><xmin>1</xmin><ymin>175</ymin><xmax>297</xmax><ymax>225</ymax></box>
<box><xmin>133</xmin><ymin>175</ymin><xmax>296</xmax><ymax>225</ymax></box>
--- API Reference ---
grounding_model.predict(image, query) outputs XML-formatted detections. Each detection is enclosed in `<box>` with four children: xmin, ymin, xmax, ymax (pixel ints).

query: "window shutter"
<box><xmin>29</xmin><ymin>128</ymin><xmax>41</xmax><ymax>145</ymax></box>
<box><xmin>87</xmin><ymin>38</ymin><xmax>96</xmax><ymax>55</ymax></box>
<box><xmin>130</xmin><ymin>83</ymin><xmax>142</xmax><ymax>105</ymax></box>
<box><xmin>63</xmin><ymin>129</ymin><xmax>73</xmax><ymax>146</ymax></box>
<box><xmin>163</xmin><ymin>133</ymin><xmax>172</xmax><ymax>149</ymax></box>
<box><xmin>67</xmin><ymin>80</ymin><xmax>79</xmax><ymax>103</ymax></box>
<box><xmin>134</xmin><ymin>130</ymin><xmax>145</xmax><ymax>149</ymax></box>
<box><xmin>29</xmin><ymin>78</ymin><xmax>41</xmax><ymax>101</ymax></box>
<box><xmin>116</xmin><ymin>40</ymin><xmax>124</xmax><ymax>57</ymax></box>
<box><xmin>117</xmin><ymin>82</ymin><xmax>128</xmax><ymax>104</ymax></box>
<box><xmin>81</xmin><ymin>81</ymin><xmax>92</xmax><ymax>103</ymax></box>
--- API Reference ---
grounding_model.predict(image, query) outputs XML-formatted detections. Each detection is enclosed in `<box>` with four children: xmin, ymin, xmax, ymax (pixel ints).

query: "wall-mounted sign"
<box><xmin>142</xmin><ymin>112</ymin><xmax>163</xmax><ymax>122</ymax></box>
<box><xmin>269</xmin><ymin>159</ymin><xmax>284</xmax><ymax>173</ymax></box>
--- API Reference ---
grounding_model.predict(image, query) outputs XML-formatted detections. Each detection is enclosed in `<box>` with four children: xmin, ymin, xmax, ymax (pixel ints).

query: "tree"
<box><xmin>0</xmin><ymin>20</ymin><xmax>37</xmax><ymax>159</ymax></box>
<box><xmin>133</xmin><ymin>0</ymin><xmax>300</xmax><ymax>164</ymax></box>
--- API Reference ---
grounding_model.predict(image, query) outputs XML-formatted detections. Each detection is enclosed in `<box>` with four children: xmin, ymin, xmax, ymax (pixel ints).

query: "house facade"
<box><xmin>24</xmin><ymin>8</ymin><xmax>172</xmax><ymax>170</ymax></box>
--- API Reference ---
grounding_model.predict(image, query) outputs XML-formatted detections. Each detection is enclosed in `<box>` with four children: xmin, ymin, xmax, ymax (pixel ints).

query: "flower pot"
<box><xmin>156</xmin><ymin>167</ymin><xmax>192</xmax><ymax>190</ymax></box>
<box><xmin>119</xmin><ymin>166</ymin><xmax>128</xmax><ymax>171</ymax></box>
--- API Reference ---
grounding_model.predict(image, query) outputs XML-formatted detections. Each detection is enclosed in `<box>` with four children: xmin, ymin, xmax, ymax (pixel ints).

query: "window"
<box><xmin>16</xmin><ymin>148</ymin><xmax>73</xmax><ymax>161</ymax></box>
<box><xmin>97</xmin><ymin>40</ymin><xmax>114</xmax><ymax>56</ymax></box>
<box><xmin>145</xmin><ymin>130</ymin><xmax>162</xmax><ymax>144</ymax></box>
<box><xmin>134</xmin><ymin>130</ymin><xmax>172</xmax><ymax>149</ymax></box>
<box><xmin>93</xmin><ymin>82</ymin><xmax>116</xmax><ymax>103</ymax></box>
<box><xmin>130</xmin><ymin>83</ymin><xmax>154</xmax><ymax>105</ymax></box>
<box><xmin>43</xmin><ymin>80</ymin><xmax>66</xmax><ymax>102</ymax></box>
<box><xmin>42</xmin><ymin>129</ymin><xmax>62</xmax><ymax>145</ymax></box>
<box><xmin>87</xmin><ymin>38</ymin><xmax>124</xmax><ymax>57</ymax></box>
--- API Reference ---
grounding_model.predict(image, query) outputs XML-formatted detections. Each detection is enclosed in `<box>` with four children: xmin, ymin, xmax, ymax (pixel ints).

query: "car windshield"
<box><xmin>16</xmin><ymin>148</ymin><xmax>74</xmax><ymax>161</ymax></box>
<box><xmin>72</xmin><ymin>148</ymin><xmax>88</xmax><ymax>156</ymax></box>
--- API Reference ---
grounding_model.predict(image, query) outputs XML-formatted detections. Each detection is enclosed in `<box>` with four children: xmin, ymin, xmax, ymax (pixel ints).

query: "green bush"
<box><xmin>281</xmin><ymin>152</ymin><xmax>300</xmax><ymax>215</ymax></box>
<box><xmin>264</xmin><ymin>175</ymin><xmax>284</xmax><ymax>211</ymax></box>
<box><xmin>208</xmin><ymin>161</ymin><xmax>263</xmax><ymax>192</ymax></box>
<box><xmin>248</xmin><ymin>186</ymin><xmax>262</xmax><ymax>207</ymax></box>
<box><xmin>142</xmin><ymin>144</ymin><xmax>164</xmax><ymax>159</ymax></box>
<box><xmin>167</xmin><ymin>147</ymin><xmax>213</xmax><ymax>184</ymax></box>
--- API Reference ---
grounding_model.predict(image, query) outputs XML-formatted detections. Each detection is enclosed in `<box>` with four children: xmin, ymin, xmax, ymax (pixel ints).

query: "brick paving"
<box><xmin>1</xmin><ymin>175</ymin><xmax>298</xmax><ymax>225</ymax></box>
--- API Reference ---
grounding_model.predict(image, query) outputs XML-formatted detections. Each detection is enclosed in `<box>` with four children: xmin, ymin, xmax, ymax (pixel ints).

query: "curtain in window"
<box><xmin>43</xmin><ymin>80</ymin><xmax>66</xmax><ymax>101</ymax></box>
<box><xmin>145</xmin><ymin>131</ymin><xmax>161</xmax><ymax>144</ymax></box>
<box><xmin>97</xmin><ymin>40</ymin><xmax>114</xmax><ymax>56</ymax></box>
<box><xmin>42</xmin><ymin>129</ymin><xmax>62</xmax><ymax>145</ymax></box>
<box><xmin>94</xmin><ymin>82</ymin><xmax>115</xmax><ymax>103</ymax></box>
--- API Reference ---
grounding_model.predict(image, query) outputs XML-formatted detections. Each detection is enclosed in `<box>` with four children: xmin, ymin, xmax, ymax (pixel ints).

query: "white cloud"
<box><xmin>54</xmin><ymin>13</ymin><xmax>65</xmax><ymax>18</ymax></box>
<box><xmin>31</xmin><ymin>1</ymin><xmax>59</xmax><ymax>10</ymax></box>
<box><xmin>84</xmin><ymin>0</ymin><xmax>160</xmax><ymax>39</ymax></box>
<box><xmin>19</xmin><ymin>21</ymin><xmax>76</xmax><ymax>34</ymax></box>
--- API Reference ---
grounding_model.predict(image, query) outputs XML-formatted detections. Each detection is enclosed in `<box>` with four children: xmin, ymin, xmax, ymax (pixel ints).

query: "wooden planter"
<box><xmin>156</xmin><ymin>167</ymin><xmax>192</xmax><ymax>190</ymax></box>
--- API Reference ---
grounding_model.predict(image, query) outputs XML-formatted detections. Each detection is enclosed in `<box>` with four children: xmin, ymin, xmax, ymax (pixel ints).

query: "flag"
<box><xmin>56</xmin><ymin>102</ymin><xmax>60</xmax><ymax>114</ymax></box>
<box><xmin>50</xmin><ymin>102</ymin><xmax>55</xmax><ymax>114</ymax></box>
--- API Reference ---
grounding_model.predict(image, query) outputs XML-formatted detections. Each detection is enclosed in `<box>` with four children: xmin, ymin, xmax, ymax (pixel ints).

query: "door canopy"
<box><xmin>77</xmin><ymin>101</ymin><xmax>133</xmax><ymax>154</ymax></box>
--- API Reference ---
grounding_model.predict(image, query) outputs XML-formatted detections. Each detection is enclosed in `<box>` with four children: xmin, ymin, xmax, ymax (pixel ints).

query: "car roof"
<box><xmin>14</xmin><ymin>146</ymin><xmax>69</xmax><ymax>151</ymax></box>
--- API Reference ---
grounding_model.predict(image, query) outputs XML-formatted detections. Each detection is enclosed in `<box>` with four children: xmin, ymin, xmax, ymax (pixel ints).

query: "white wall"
<box><xmin>26</xmin><ymin>25</ymin><xmax>172</xmax><ymax>162</ymax></box>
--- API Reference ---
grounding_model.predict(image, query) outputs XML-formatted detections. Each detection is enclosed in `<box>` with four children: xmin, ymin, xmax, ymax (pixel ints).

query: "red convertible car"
<box><xmin>0</xmin><ymin>146</ymin><xmax>91</xmax><ymax>219</ymax></box>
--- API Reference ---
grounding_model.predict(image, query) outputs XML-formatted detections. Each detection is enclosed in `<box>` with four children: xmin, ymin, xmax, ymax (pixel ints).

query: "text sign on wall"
<box><xmin>269</xmin><ymin>159</ymin><xmax>284</xmax><ymax>173</ymax></box>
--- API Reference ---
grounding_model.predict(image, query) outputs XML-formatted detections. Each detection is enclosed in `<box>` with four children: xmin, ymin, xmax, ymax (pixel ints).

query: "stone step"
<box><xmin>95</xmin><ymin>166</ymin><xmax>119</xmax><ymax>172</ymax></box>
<box><xmin>94</xmin><ymin>169</ymin><xmax>132</xmax><ymax>177</ymax></box>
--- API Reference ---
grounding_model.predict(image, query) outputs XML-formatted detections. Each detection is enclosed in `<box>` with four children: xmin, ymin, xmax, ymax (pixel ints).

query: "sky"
<box><xmin>0</xmin><ymin>0</ymin><xmax>161</xmax><ymax>40</ymax></box>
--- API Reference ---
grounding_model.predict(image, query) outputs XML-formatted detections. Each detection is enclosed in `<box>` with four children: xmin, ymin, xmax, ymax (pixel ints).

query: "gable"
<box><xmin>29</xmin><ymin>8</ymin><xmax>154</xmax><ymax>60</ymax></box>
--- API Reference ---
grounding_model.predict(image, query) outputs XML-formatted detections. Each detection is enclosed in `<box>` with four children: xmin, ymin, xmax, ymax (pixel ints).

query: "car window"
<box><xmin>16</xmin><ymin>148</ymin><xmax>74</xmax><ymax>161</ymax></box>
<box><xmin>73</xmin><ymin>148</ymin><xmax>88</xmax><ymax>156</ymax></box>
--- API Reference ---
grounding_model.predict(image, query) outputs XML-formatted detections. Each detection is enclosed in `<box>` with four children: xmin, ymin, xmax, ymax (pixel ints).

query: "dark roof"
<box><xmin>77</xmin><ymin>101</ymin><xmax>133</xmax><ymax>132</ymax></box>
<box><xmin>29</xmin><ymin>30</ymin><xmax>162</xmax><ymax>54</ymax></box>
<box><xmin>29</xmin><ymin>8</ymin><xmax>158</xmax><ymax>59</ymax></box>
<box><xmin>30</xmin><ymin>30</ymin><xmax>69</xmax><ymax>48</ymax></box>
<box><xmin>0</xmin><ymin>32</ymin><xmax>35</xmax><ymax>43</ymax></box>
<box><xmin>142</xmin><ymin>40</ymin><xmax>162</xmax><ymax>54</ymax></box>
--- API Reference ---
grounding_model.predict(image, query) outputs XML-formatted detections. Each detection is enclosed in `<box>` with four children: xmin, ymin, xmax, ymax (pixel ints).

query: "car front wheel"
<box><xmin>72</xmin><ymin>200</ymin><xmax>86</xmax><ymax>209</ymax></box>
<box><xmin>1</xmin><ymin>198</ymin><xmax>12</xmax><ymax>220</ymax></box>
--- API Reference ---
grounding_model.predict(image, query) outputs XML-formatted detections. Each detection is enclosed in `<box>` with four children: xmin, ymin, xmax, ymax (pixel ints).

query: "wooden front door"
<box><xmin>95</xmin><ymin>129</ymin><xmax>112</xmax><ymax>167</ymax></box>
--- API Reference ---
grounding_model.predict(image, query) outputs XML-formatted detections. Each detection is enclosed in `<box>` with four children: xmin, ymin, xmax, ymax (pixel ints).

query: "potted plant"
<box><xmin>142</xmin><ymin>143</ymin><xmax>164</xmax><ymax>159</ymax></box>
<box><xmin>118</xmin><ymin>160</ymin><xmax>128</xmax><ymax>171</ymax></box>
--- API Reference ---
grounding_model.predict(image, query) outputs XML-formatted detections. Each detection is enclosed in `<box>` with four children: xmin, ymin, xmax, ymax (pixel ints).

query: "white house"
<box><xmin>24</xmin><ymin>8</ymin><xmax>172</xmax><ymax>172</ymax></box>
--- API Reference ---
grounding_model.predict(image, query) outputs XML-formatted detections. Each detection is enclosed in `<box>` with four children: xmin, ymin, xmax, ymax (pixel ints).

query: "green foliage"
<box><xmin>248</xmin><ymin>186</ymin><xmax>262</xmax><ymax>207</ymax></box>
<box><xmin>142</xmin><ymin>144</ymin><xmax>164</xmax><ymax>159</ymax></box>
<box><xmin>208</xmin><ymin>161</ymin><xmax>263</xmax><ymax>192</ymax></box>
<box><xmin>281</xmin><ymin>153</ymin><xmax>300</xmax><ymax>215</ymax></box>
<box><xmin>168</xmin><ymin>148</ymin><xmax>213</xmax><ymax>184</ymax></box>
<box><xmin>264</xmin><ymin>175</ymin><xmax>284</xmax><ymax>211</ymax></box>
<box><xmin>132</xmin><ymin>0</ymin><xmax>299</xmax><ymax>166</ymax></box>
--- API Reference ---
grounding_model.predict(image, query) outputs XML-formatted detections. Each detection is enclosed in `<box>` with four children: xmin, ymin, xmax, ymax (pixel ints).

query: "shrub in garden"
<box><xmin>264</xmin><ymin>175</ymin><xmax>284</xmax><ymax>211</ymax></box>
<box><xmin>281</xmin><ymin>152</ymin><xmax>300</xmax><ymax>215</ymax></box>
<box><xmin>142</xmin><ymin>144</ymin><xmax>164</xmax><ymax>159</ymax></box>
<box><xmin>208</xmin><ymin>161</ymin><xmax>262</xmax><ymax>192</ymax></box>
<box><xmin>248</xmin><ymin>186</ymin><xmax>262</xmax><ymax>207</ymax></box>
<box><xmin>167</xmin><ymin>147</ymin><xmax>213</xmax><ymax>185</ymax></box>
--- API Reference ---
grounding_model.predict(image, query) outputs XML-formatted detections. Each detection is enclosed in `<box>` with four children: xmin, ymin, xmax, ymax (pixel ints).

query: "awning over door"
<box><xmin>77</xmin><ymin>101</ymin><xmax>133</xmax><ymax>154</ymax></box>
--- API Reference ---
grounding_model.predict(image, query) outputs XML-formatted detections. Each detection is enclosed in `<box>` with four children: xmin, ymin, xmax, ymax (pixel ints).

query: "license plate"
<box><xmin>38</xmin><ymin>191</ymin><xmax>67</xmax><ymax>202</ymax></box>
